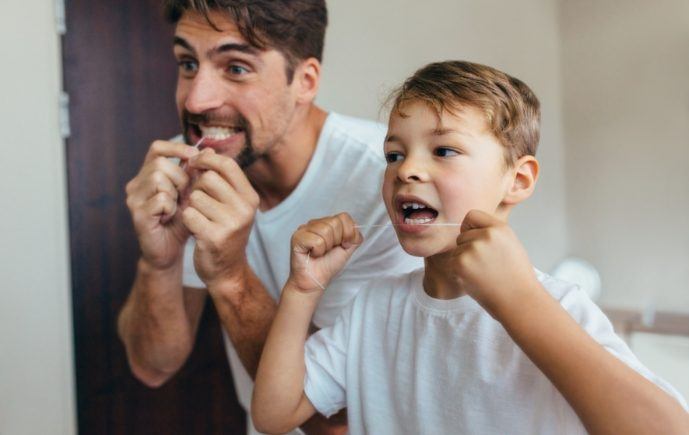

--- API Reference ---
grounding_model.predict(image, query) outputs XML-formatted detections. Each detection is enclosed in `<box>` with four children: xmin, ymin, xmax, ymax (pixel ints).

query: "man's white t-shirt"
<box><xmin>304</xmin><ymin>268</ymin><xmax>689</xmax><ymax>435</ymax></box>
<box><xmin>182</xmin><ymin>113</ymin><xmax>422</xmax><ymax>433</ymax></box>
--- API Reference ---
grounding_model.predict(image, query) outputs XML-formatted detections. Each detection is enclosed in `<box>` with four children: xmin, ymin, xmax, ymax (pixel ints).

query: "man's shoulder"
<box><xmin>325</xmin><ymin>112</ymin><xmax>387</xmax><ymax>152</ymax></box>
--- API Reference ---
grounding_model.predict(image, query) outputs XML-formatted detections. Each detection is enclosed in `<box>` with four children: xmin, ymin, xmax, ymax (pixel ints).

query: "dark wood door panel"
<box><xmin>63</xmin><ymin>0</ymin><xmax>245</xmax><ymax>433</ymax></box>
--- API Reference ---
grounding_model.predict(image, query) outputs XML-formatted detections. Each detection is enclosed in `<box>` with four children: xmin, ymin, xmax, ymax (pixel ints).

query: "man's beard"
<box><xmin>182</xmin><ymin>110</ymin><xmax>262</xmax><ymax>169</ymax></box>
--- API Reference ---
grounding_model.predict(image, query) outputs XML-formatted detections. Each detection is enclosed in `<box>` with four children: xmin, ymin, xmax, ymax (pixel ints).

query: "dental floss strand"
<box><xmin>181</xmin><ymin>137</ymin><xmax>205</xmax><ymax>172</ymax></box>
<box><xmin>303</xmin><ymin>222</ymin><xmax>462</xmax><ymax>291</ymax></box>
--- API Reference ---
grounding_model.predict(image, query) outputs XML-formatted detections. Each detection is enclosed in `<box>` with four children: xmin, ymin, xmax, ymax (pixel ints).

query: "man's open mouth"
<box><xmin>197</xmin><ymin>125</ymin><xmax>244</xmax><ymax>141</ymax></box>
<box><xmin>398</xmin><ymin>199</ymin><xmax>439</xmax><ymax>225</ymax></box>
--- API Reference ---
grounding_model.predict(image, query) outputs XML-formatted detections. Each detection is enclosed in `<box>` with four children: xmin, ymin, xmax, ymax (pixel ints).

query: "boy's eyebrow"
<box><xmin>384</xmin><ymin>134</ymin><xmax>401</xmax><ymax>143</ymax></box>
<box><xmin>173</xmin><ymin>36</ymin><xmax>259</xmax><ymax>57</ymax></box>
<box><xmin>431</xmin><ymin>128</ymin><xmax>462</xmax><ymax>136</ymax></box>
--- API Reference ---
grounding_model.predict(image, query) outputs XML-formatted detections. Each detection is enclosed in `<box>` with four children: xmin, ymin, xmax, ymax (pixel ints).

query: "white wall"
<box><xmin>0</xmin><ymin>2</ymin><xmax>76</xmax><ymax>435</ymax></box>
<box><xmin>561</xmin><ymin>0</ymin><xmax>689</xmax><ymax>312</ymax></box>
<box><xmin>318</xmin><ymin>0</ymin><xmax>570</xmax><ymax>271</ymax></box>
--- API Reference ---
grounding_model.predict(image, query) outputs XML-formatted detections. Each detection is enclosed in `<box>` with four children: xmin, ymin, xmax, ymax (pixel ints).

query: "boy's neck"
<box><xmin>422</xmin><ymin>252</ymin><xmax>467</xmax><ymax>300</ymax></box>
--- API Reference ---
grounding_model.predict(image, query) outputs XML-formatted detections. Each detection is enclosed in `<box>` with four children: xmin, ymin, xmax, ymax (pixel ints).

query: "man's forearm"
<box><xmin>207</xmin><ymin>263</ymin><xmax>278</xmax><ymax>379</ymax></box>
<box><xmin>496</xmin><ymin>286</ymin><xmax>689</xmax><ymax>435</ymax></box>
<box><xmin>118</xmin><ymin>257</ymin><xmax>197</xmax><ymax>386</ymax></box>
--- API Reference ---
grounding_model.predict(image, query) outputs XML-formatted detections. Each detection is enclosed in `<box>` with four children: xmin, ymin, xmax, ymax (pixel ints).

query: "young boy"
<box><xmin>252</xmin><ymin>61</ymin><xmax>689</xmax><ymax>434</ymax></box>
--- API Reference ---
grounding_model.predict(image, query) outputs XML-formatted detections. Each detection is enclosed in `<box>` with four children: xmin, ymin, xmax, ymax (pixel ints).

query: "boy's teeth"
<box><xmin>404</xmin><ymin>217</ymin><xmax>433</xmax><ymax>225</ymax></box>
<box><xmin>402</xmin><ymin>202</ymin><xmax>427</xmax><ymax>210</ymax></box>
<box><xmin>199</xmin><ymin>126</ymin><xmax>239</xmax><ymax>140</ymax></box>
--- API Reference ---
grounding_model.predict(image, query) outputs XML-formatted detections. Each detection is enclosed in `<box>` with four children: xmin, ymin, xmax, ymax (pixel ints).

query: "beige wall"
<box><xmin>318</xmin><ymin>0</ymin><xmax>570</xmax><ymax>271</ymax></box>
<box><xmin>561</xmin><ymin>0</ymin><xmax>689</xmax><ymax>311</ymax></box>
<box><xmin>0</xmin><ymin>2</ymin><xmax>76</xmax><ymax>435</ymax></box>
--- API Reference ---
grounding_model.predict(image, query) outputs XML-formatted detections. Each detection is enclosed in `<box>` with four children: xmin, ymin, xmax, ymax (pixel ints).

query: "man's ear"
<box><xmin>293</xmin><ymin>57</ymin><xmax>321</xmax><ymax>104</ymax></box>
<box><xmin>503</xmin><ymin>155</ymin><xmax>539</xmax><ymax>205</ymax></box>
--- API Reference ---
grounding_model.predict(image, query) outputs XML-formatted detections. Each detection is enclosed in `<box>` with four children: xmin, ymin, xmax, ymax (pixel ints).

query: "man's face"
<box><xmin>382</xmin><ymin>101</ymin><xmax>513</xmax><ymax>257</ymax></box>
<box><xmin>173</xmin><ymin>11</ymin><xmax>299</xmax><ymax>168</ymax></box>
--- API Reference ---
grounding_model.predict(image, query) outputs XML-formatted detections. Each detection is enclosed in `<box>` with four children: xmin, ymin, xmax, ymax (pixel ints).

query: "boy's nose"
<box><xmin>397</xmin><ymin>157</ymin><xmax>429</xmax><ymax>183</ymax></box>
<box><xmin>184</xmin><ymin>69</ymin><xmax>225</xmax><ymax>114</ymax></box>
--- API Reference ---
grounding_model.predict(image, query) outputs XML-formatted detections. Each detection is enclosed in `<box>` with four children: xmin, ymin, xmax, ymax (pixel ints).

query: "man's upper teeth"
<box><xmin>402</xmin><ymin>202</ymin><xmax>426</xmax><ymax>210</ymax></box>
<box><xmin>200</xmin><ymin>126</ymin><xmax>238</xmax><ymax>140</ymax></box>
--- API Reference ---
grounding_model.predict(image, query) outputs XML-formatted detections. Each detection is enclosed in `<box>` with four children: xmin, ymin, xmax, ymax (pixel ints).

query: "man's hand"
<box><xmin>181</xmin><ymin>149</ymin><xmax>260</xmax><ymax>289</ymax></box>
<box><xmin>450</xmin><ymin>209</ymin><xmax>541</xmax><ymax>317</ymax></box>
<box><xmin>288</xmin><ymin>213</ymin><xmax>363</xmax><ymax>293</ymax></box>
<box><xmin>125</xmin><ymin>140</ymin><xmax>200</xmax><ymax>270</ymax></box>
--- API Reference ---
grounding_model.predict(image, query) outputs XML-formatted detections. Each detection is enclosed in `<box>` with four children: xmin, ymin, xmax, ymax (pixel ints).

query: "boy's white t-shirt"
<box><xmin>304</xmin><ymin>268</ymin><xmax>689</xmax><ymax>435</ymax></box>
<box><xmin>182</xmin><ymin>113</ymin><xmax>422</xmax><ymax>432</ymax></box>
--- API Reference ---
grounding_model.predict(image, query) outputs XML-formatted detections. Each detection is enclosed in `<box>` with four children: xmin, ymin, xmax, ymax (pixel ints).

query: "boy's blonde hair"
<box><xmin>389</xmin><ymin>60</ymin><xmax>541</xmax><ymax>165</ymax></box>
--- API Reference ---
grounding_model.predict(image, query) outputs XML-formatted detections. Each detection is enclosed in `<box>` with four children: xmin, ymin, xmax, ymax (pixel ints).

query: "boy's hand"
<box><xmin>288</xmin><ymin>213</ymin><xmax>363</xmax><ymax>293</ymax></box>
<box><xmin>451</xmin><ymin>210</ymin><xmax>541</xmax><ymax>317</ymax></box>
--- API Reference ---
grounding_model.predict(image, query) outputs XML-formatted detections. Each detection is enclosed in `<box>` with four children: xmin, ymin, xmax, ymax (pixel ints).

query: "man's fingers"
<box><xmin>192</xmin><ymin>169</ymin><xmax>243</xmax><ymax>205</ymax></box>
<box><xmin>187</xmin><ymin>190</ymin><xmax>230</xmax><ymax>224</ymax></box>
<box><xmin>144</xmin><ymin>140</ymin><xmax>199</xmax><ymax>164</ymax></box>
<box><xmin>181</xmin><ymin>205</ymin><xmax>214</xmax><ymax>239</ymax></box>
<box><xmin>188</xmin><ymin>150</ymin><xmax>258</xmax><ymax>199</ymax></box>
<box><xmin>135</xmin><ymin>191</ymin><xmax>177</xmax><ymax>225</ymax></box>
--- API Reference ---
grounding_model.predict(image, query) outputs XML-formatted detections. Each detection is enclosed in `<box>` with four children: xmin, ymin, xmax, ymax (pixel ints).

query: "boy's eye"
<box><xmin>434</xmin><ymin>147</ymin><xmax>459</xmax><ymax>157</ymax></box>
<box><xmin>385</xmin><ymin>152</ymin><xmax>404</xmax><ymax>163</ymax></box>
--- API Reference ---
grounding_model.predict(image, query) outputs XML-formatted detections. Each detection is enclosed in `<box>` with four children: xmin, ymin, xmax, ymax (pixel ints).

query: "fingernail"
<box><xmin>186</xmin><ymin>146</ymin><xmax>199</xmax><ymax>157</ymax></box>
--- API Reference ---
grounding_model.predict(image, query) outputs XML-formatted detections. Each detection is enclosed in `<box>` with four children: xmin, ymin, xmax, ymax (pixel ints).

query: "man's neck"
<box><xmin>245</xmin><ymin>104</ymin><xmax>328</xmax><ymax>211</ymax></box>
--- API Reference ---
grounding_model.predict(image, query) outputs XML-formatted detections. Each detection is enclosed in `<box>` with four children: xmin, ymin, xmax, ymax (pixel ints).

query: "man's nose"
<box><xmin>184</xmin><ymin>69</ymin><xmax>225</xmax><ymax>114</ymax></box>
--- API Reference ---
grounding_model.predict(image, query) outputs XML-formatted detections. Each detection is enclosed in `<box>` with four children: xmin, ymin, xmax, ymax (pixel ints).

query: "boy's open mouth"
<box><xmin>397</xmin><ymin>198</ymin><xmax>439</xmax><ymax>225</ymax></box>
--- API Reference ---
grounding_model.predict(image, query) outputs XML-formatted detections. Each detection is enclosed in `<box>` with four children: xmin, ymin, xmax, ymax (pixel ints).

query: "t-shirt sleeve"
<box><xmin>182</xmin><ymin>238</ymin><xmax>205</xmax><ymax>289</ymax></box>
<box><xmin>303</xmin><ymin>294</ymin><xmax>359</xmax><ymax>418</ymax></box>
<box><xmin>559</xmin><ymin>284</ymin><xmax>689</xmax><ymax>411</ymax></box>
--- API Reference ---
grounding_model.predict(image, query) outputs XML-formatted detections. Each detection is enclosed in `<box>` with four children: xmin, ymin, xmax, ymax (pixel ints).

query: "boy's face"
<box><xmin>382</xmin><ymin>101</ymin><xmax>514</xmax><ymax>257</ymax></box>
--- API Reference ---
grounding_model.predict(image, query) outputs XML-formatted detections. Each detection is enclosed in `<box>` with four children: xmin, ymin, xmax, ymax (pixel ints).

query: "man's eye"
<box><xmin>228</xmin><ymin>64</ymin><xmax>249</xmax><ymax>75</ymax></box>
<box><xmin>385</xmin><ymin>152</ymin><xmax>404</xmax><ymax>163</ymax></box>
<box><xmin>178</xmin><ymin>60</ymin><xmax>198</xmax><ymax>74</ymax></box>
<box><xmin>434</xmin><ymin>147</ymin><xmax>459</xmax><ymax>157</ymax></box>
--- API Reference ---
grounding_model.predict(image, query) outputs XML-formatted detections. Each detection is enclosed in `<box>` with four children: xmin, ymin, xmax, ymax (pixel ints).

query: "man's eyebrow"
<box><xmin>173</xmin><ymin>37</ymin><xmax>259</xmax><ymax>57</ymax></box>
<box><xmin>213</xmin><ymin>43</ymin><xmax>259</xmax><ymax>56</ymax></box>
<box><xmin>173</xmin><ymin>36</ymin><xmax>195</xmax><ymax>53</ymax></box>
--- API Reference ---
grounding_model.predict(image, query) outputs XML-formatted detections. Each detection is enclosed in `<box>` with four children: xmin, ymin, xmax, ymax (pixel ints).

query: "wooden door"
<box><xmin>62</xmin><ymin>1</ymin><xmax>245</xmax><ymax>433</ymax></box>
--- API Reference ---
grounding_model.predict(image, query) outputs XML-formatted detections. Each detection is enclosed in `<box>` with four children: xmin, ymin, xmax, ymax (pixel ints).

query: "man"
<box><xmin>118</xmin><ymin>1</ymin><xmax>420</xmax><ymax>434</ymax></box>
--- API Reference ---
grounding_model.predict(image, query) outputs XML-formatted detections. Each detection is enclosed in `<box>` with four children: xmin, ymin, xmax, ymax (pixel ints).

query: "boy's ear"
<box><xmin>503</xmin><ymin>155</ymin><xmax>539</xmax><ymax>205</ymax></box>
<box><xmin>293</xmin><ymin>57</ymin><xmax>321</xmax><ymax>104</ymax></box>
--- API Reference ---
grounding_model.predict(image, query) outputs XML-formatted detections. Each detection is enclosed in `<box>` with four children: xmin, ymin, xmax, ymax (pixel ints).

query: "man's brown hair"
<box><xmin>390</xmin><ymin>60</ymin><xmax>541</xmax><ymax>165</ymax></box>
<box><xmin>164</xmin><ymin>0</ymin><xmax>327</xmax><ymax>81</ymax></box>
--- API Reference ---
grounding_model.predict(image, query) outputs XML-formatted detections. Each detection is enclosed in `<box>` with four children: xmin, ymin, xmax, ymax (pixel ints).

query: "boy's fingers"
<box><xmin>294</xmin><ymin>230</ymin><xmax>329</xmax><ymax>257</ymax></box>
<box><xmin>455</xmin><ymin>228</ymin><xmax>486</xmax><ymax>247</ymax></box>
<box><xmin>144</xmin><ymin>140</ymin><xmax>199</xmax><ymax>164</ymax></box>
<box><xmin>460</xmin><ymin>209</ymin><xmax>500</xmax><ymax>232</ymax></box>
<box><xmin>336</xmin><ymin>213</ymin><xmax>362</xmax><ymax>248</ymax></box>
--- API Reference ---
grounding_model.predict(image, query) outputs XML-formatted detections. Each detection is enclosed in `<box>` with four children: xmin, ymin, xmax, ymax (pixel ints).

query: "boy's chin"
<box><xmin>398</xmin><ymin>239</ymin><xmax>455</xmax><ymax>258</ymax></box>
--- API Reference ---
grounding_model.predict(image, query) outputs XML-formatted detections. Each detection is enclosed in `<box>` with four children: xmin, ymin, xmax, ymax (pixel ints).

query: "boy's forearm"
<box><xmin>496</xmin><ymin>285</ymin><xmax>689</xmax><ymax>434</ymax></box>
<box><xmin>118</xmin><ymin>257</ymin><xmax>196</xmax><ymax>386</ymax></box>
<box><xmin>252</xmin><ymin>283</ymin><xmax>321</xmax><ymax>433</ymax></box>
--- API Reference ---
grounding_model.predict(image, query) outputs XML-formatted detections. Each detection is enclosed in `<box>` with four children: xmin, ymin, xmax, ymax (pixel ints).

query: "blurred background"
<box><xmin>1</xmin><ymin>0</ymin><xmax>687</xmax><ymax>433</ymax></box>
